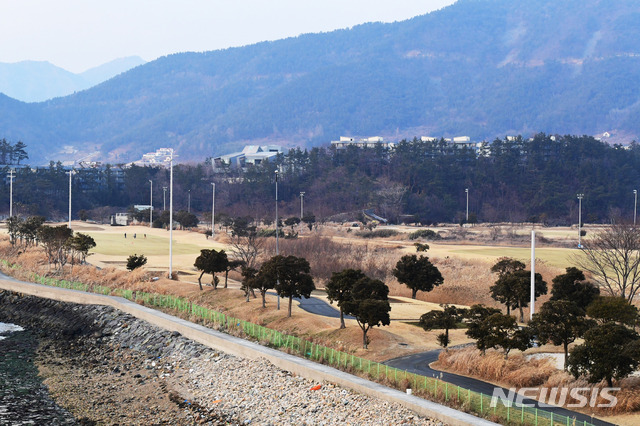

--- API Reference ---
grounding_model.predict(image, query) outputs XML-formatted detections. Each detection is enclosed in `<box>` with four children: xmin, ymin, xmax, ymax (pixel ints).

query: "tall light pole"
<box><xmin>188</xmin><ymin>190</ymin><xmax>191</xmax><ymax>213</ymax></box>
<box><xmin>168</xmin><ymin>150</ymin><xmax>175</xmax><ymax>278</ymax></box>
<box><xmin>8</xmin><ymin>169</ymin><xmax>15</xmax><ymax>217</ymax></box>
<box><xmin>530</xmin><ymin>230</ymin><xmax>536</xmax><ymax>321</ymax></box>
<box><xmin>465</xmin><ymin>188</ymin><xmax>469</xmax><ymax>222</ymax></box>
<box><xmin>300</xmin><ymin>192</ymin><xmax>305</xmax><ymax>219</ymax></box>
<box><xmin>634</xmin><ymin>189</ymin><xmax>638</xmax><ymax>226</ymax></box>
<box><xmin>577</xmin><ymin>193</ymin><xmax>584</xmax><ymax>248</ymax></box>
<box><xmin>149</xmin><ymin>180</ymin><xmax>153</xmax><ymax>228</ymax></box>
<box><xmin>67</xmin><ymin>169</ymin><xmax>74</xmax><ymax>228</ymax></box>
<box><xmin>275</xmin><ymin>169</ymin><xmax>280</xmax><ymax>310</ymax></box>
<box><xmin>211</xmin><ymin>183</ymin><xmax>215</xmax><ymax>235</ymax></box>
<box><xmin>163</xmin><ymin>186</ymin><xmax>167</xmax><ymax>211</ymax></box>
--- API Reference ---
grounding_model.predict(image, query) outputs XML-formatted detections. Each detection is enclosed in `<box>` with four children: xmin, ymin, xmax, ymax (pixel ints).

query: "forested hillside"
<box><xmin>3</xmin><ymin>134</ymin><xmax>639</xmax><ymax>225</ymax></box>
<box><xmin>0</xmin><ymin>0</ymin><xmax>639</xmax><ymax>164</ymax></box>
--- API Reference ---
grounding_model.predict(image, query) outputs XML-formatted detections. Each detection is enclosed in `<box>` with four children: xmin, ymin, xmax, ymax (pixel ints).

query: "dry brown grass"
<box><xmin>437</xmin><ymin>347</ymin><xmax>640</xmax><ymax>415</ymax></box>
<box><xmin>437</xmin><ymin>347</ymin><xmax>557</xmax><ymax>387</ymax></box>
<box><xmin>263</xmin><ymin>234</ymin><xmax>397</xmax><ymax>283</ymax></box>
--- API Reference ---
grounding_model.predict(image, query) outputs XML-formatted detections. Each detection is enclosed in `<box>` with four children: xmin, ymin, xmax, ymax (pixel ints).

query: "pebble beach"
<box><xmin>0</xmin><ymin>291</ymin><xmax>443</xmax><ymax>425</ymax></box>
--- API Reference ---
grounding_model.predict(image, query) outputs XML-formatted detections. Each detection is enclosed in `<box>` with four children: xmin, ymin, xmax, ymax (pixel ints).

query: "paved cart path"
<box><xmin>384</xmin><ymin>349</ymin><xmax>615</xmax><ymax>426</ymax></box>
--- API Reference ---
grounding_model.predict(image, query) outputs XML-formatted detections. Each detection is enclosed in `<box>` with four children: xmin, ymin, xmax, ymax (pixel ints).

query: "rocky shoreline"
<box><xmin>0</xmin><ymin>291</ymin><xmax>441</xmax><ymax>425</ymax></box>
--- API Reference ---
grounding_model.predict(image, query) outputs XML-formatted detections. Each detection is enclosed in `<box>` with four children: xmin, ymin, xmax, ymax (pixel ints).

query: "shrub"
<box><xmin>257</xmin><ymin>229</ymin><xmax>284</xmax><ymax>238</ymax></box>
<box><xmin>126</xmin><ymin>254</ymin><xmax>147</xmax><ymax>271</ymax></box>
<box><xmin>408</xmin><ymin>229</ymin><xmax>441</xmax><ymax>240</ymax></box>
<box><xmin>355</xmin><ymin>229</ymin><xmax>398</xmax><ymax>239</ymax></box>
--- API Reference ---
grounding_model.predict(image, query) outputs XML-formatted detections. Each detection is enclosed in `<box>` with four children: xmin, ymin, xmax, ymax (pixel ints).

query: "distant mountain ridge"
<box><xmin>0</xmin><ymin>0</ymin><xmax>639</xmax><ymax>164</ymax></box>
<box><xmin>0</xmin><ymin>56</ymin><xmax>146</xmax><ymax>102</ymax></box>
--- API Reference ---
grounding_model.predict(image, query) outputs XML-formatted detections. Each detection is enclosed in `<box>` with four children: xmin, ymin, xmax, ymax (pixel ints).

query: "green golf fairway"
<box><xmin>448</xmin><ymin>246</ymin><xmax>579</xmax><ymax>269</ymax></box>
<box><xmin>84</xmin><ymin>232</ymin><xmax>205</xmax><ymax>256</ymax></box>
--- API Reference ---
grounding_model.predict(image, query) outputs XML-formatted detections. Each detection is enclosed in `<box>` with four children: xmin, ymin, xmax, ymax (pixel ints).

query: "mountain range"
<box><xmin>0</xmin><ymin>56</ymin><xmax>146</xmax><ymax>103</ymax></box>
<box><xmin>0</xmin><ymin>0</ymin><xmax>639</xmax><ymax>165</ymax></box>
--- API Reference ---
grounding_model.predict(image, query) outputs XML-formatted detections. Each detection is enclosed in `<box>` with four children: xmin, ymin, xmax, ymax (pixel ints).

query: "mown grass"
<box><xmin>447</xmin><ymin>246</ymin><xmax>578</xmax><ymax>269</ymax></box>
<box><xmin>83</xmin><ymin>232</ymin><xmax>206</xmax><ymax>256</ymax></box>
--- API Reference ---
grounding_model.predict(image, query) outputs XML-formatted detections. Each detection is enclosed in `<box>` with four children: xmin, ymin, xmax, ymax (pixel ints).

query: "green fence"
<box><xmin>2</xmin><ymin>263</ymin><xmax>597</xmax><ymax>426</ymax></box>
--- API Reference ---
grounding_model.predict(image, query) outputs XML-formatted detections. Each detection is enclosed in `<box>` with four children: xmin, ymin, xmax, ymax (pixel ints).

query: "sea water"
<box><xmin>0</xmin><ymin>322</ymin><xmax>24</xmax><ymax>340</ymax></box>
<box><xmin>0</xmin><ymin>322</ymin><xmax>77</xmax><ymax>425</ymax></box>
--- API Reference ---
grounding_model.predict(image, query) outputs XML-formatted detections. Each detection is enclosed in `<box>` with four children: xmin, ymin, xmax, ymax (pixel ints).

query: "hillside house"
<box><xmin>213</xmin><ymin>145</ymin><xmax>285</xmax><ymax>169</ymax></box>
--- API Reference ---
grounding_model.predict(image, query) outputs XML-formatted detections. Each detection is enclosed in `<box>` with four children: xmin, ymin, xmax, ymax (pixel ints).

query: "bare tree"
<box><xmin>574</xmin><ymin>223</ymin><xmax>640</xmax><ymax>303</ymax></box>
<box><xmin>375</xmin><ymin>179</ymin><xmax>406</xmax><ymax>223</ymax></box>
<box><xmin>229</xmin><ymin>217</ymin><xmax>265</xmax><ymax>270</ymax></box>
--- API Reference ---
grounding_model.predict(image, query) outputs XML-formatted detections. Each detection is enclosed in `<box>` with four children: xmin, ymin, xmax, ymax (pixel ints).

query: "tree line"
<box><xmin>3</xmin><ymin>134</ymin><xmax>640</xmax><ymax>225</ymax></box>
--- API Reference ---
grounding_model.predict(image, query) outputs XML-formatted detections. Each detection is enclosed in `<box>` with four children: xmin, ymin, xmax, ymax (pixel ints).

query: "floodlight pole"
<box><xmin>149</xmin><ymin>180</ymin><xmax>153</xmax><ymax>228</ymax></box>
<box><xmin>8</xmin><ymin>169</ymin><xmax>15</xmax><ymax>217</ymax></box>
<box><xmin>275</xmin><ymin>169</ymin><xmax>280</xmax><ymax>310</ymax></box>
<box><xmin>211</xmin><ymin>183</ymin><xmax>215</xmax><ymax>234</ymax></box>
<box><xmin>530</xmin><ymin>230</ymin><xmax>535</xmax><ymax>321</ymax></box>
<box><xmin>169</xmin><ymin>150</ymin><xmax>174</xmax><ymax>278</ymax></box>
<box><xmin>163</xmin><ymin>187</ymin><xmax>167</xmax><ymax>211</ymax></box>
<box><xmin>634</xmin><ymin>189</ymin><xmax>637</xmax><ymax>226</ymax></box>
<box><xmin>67</xmin><ymin>170</ymin><xmax>74</xmax><ymax>228</ymax></box>
<box><xmin>577</xmin><ymin>194</ymin><xmax>584</xmax><ymax>248</ymax></box>
<box><xmin>465</xmin><ymin>188</ymin><xmax>469</xmax><ymax>222</ymax></box>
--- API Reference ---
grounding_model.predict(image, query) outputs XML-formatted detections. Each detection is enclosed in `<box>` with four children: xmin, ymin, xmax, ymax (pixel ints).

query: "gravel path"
<box><xmin>0</xmin><ymin>291</ymin><xmax>443</xmax><ymax>425</ymax></box>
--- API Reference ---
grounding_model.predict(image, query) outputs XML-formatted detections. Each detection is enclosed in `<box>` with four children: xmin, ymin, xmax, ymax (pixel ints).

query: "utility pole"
<box><xmin>149</xmin><ymin>180</ymin><xmax>153</xmax><ymax>228</ymax></box>
<box><xmin>7</xmin><ymin>169</ymin><xmax>15</xmax><ymax>217</ymax></box>
<box><xmin>577</xmin><ymin>194</ymin><xmax>584</xmax><ymax>248</ymax></box>
<box><xmin>168</xmin><ymin>150</ymin><xmax>175</xmax><ymax>278</ymax></box>
<box><xmin>67</xmin><ymin>170</ymin><xmax>74</xmax><ymax>228</ymax></box>
<box><xmin>211</xmin><ymin>183</ymin><xmax>215</xmax><ymax>235</ymax></box>
<box><xmin>163</xmin><ymin>187</ymin><xmax>167</xmax><ymax>211</ymax></box>
<box><xmin>275</xmin><ymin>169</ymin><xmax>280</xmax><ymax>310</ymax></box>
<box><xmin>530</xmin><ymin>230</ymin><xmax>535</xmax><ymax>321</ymax></box>
<box><xmin>465</xmin><ymin>188</ymin><xmax>469</xmax><ymax>222</ymax></box>
<box><xmin>634</xmin><ymin>189</ymin><xmax>637</xmax><ymax>226</ymax></box>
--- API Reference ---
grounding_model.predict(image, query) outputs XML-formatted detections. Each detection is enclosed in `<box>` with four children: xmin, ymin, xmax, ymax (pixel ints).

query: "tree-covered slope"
<box><xmin>1</xmin><ymin>0</ymin><xmax>639</xmax><ymax>164</ymax></box>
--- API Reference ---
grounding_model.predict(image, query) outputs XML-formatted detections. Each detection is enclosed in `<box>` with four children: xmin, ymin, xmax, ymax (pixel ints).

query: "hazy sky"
<box><xmin>0</xmin><ymin>0</ymin><xmax>455</xmax><ymax>73</ymax></box>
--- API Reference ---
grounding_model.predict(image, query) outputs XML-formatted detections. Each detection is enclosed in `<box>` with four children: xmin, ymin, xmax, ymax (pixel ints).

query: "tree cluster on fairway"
<box><xmin>193</xmin><ymin>249</ymin><xmax>229</xmax><ymax>290</ymax></box>
<box><xmin>489</xmin><ymin>257</ymin><xmax>547</xmax><ymax>322</ymax></box>
<box><xmin>326</xmin><ymin>268</ymin><xmax>391</xmax><ymax>349</ymax></box>
<box><xmin>8</xmin><ymin>218</ymin><xmax>97</xmax><ymax>273</ymax></box>
<box><xmin>465</xmin><ymin>305</ymin><xmax>531</xmax><ymax>357</ymax></box>
<box><xmin>464</xmin><ymin>261</ymin><xmax>640</xmax><ymax>386</ymax></box>
<box><xmin>249</xmin><ymin>255</ymin><xmax>315</xmax><ymax>317</ymax></box>
<box><xmin>419</xmin><ymin>305</ymin><xmax>466</xmax><ymax>349</ymax></box>
<box><xmin>393</xmin><ymin>254</ymin><xmax>443</xmax><ymax>299</ymax></box>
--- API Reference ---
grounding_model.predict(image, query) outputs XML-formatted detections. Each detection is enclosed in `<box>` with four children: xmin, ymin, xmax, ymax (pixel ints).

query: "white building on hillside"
<box><xmin>213</xmin><ymin>145</ymin><xmax>285</xmax><ymax>169</ymax></box>
<box><xmin>330</xmin><ymin>136</ymin><xmax>393</xmax><ymax>150</ymax></box>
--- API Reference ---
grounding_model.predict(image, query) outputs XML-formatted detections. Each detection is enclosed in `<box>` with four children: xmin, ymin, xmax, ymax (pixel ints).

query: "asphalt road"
<box><xmin>384</xmin><ymin>349</ymin><xmax>616</xmax><ymax>426</ymax></box>
<box><xmin>267</xmin><ymin>291</ymin><xmax>355</xmax><ymax>319</ymax></box>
